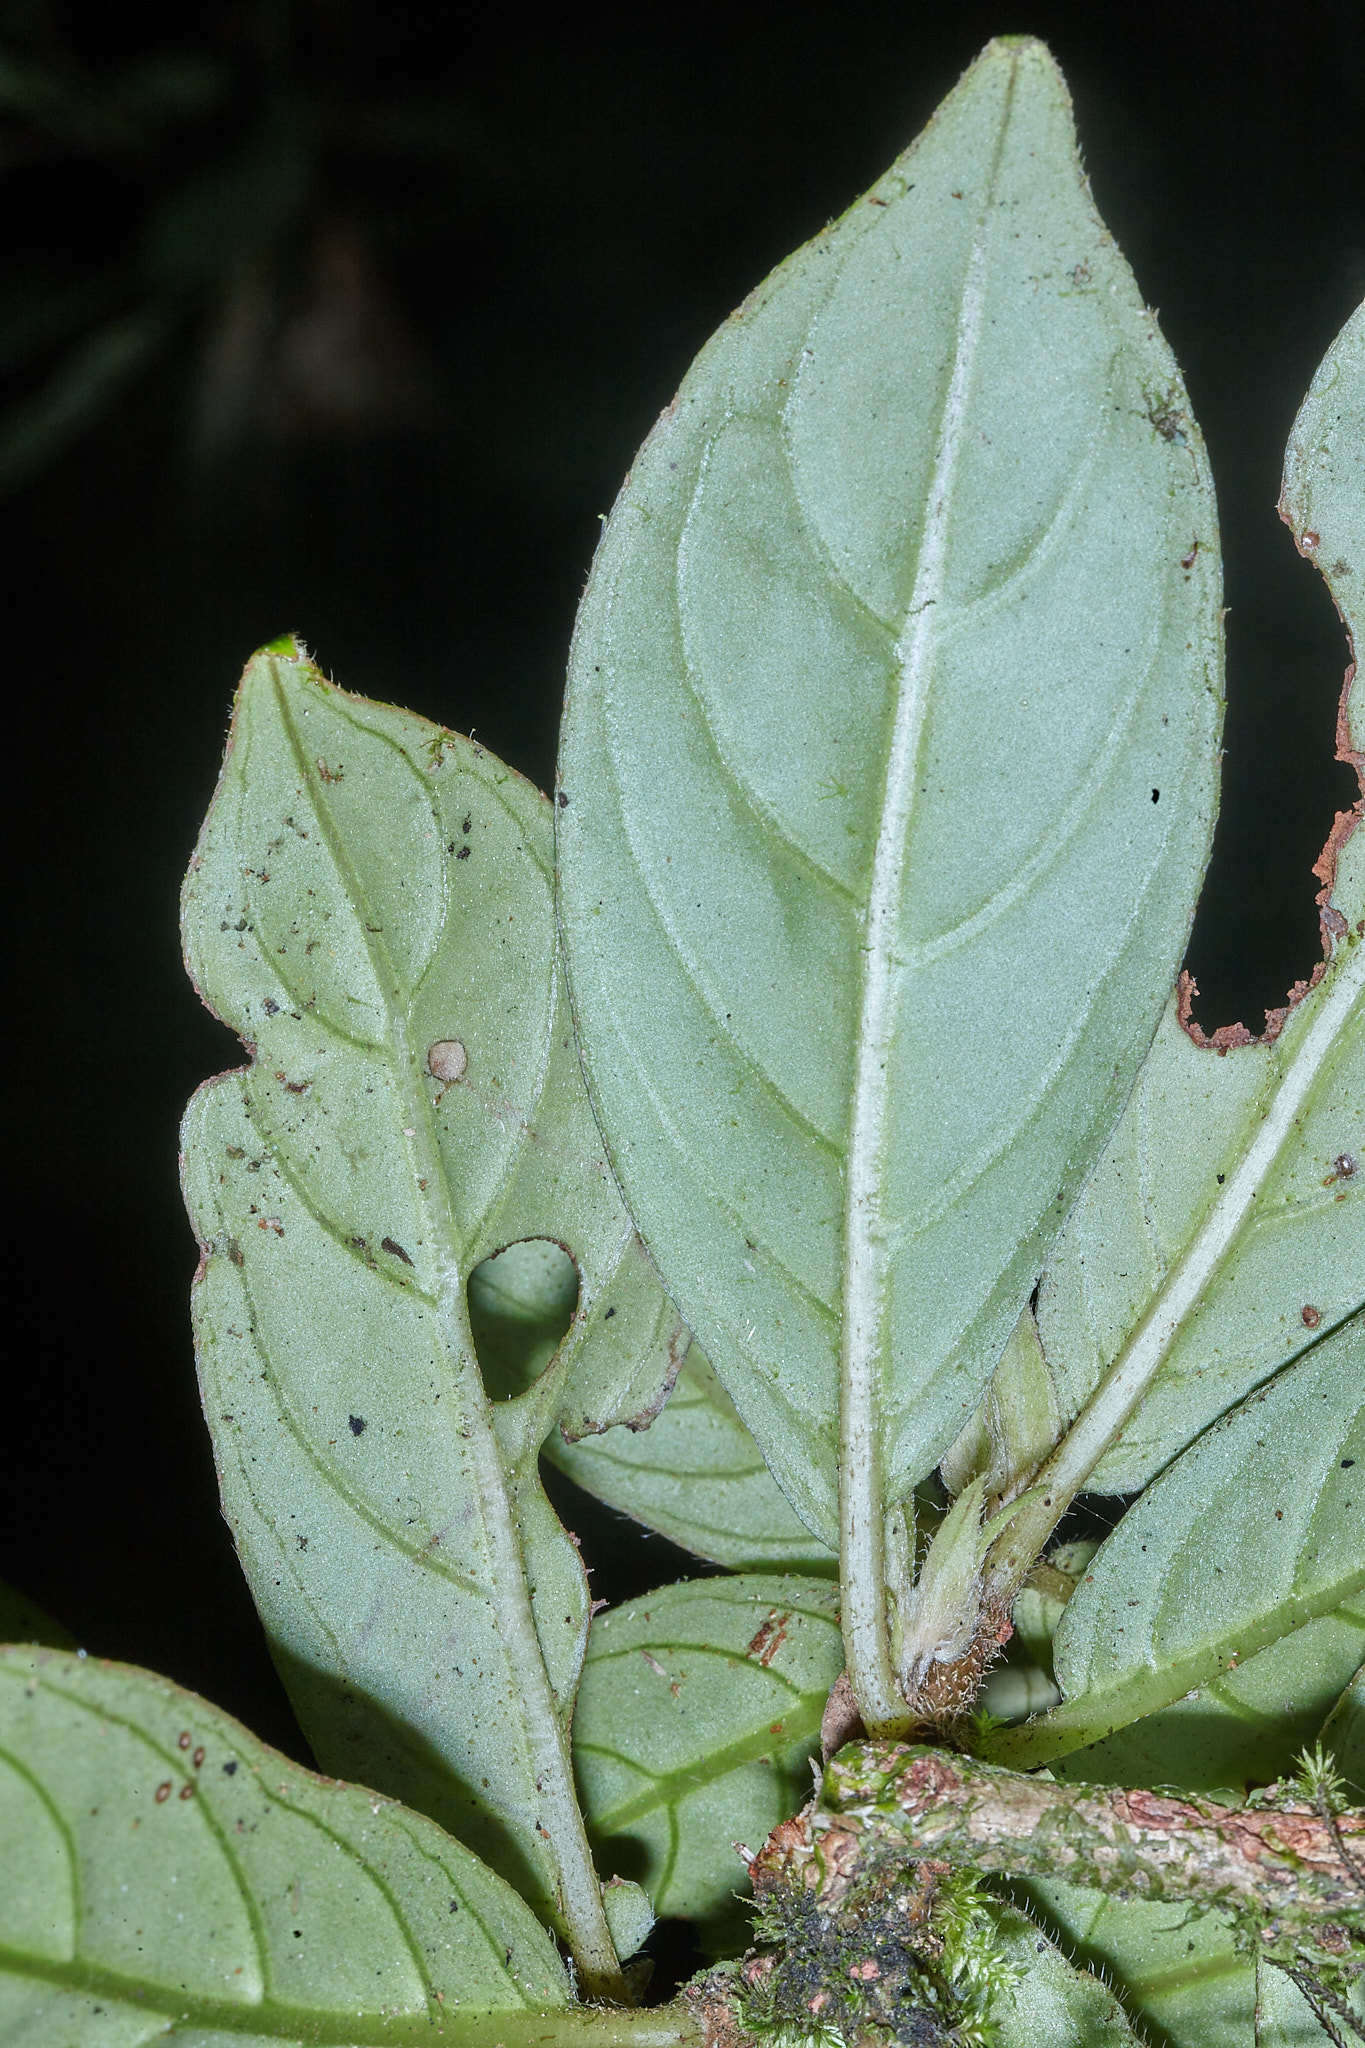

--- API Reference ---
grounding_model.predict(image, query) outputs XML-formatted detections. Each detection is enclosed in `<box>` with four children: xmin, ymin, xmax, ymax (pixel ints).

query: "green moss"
<box><xmin>740</xmin><ymin>1855</ymin><xmax>1017</xmax><ymax>2047</ymax></box>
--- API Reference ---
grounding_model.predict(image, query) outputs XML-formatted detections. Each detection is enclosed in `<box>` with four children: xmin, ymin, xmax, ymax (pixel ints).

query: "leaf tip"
<box><xmin>259</xmin><ymin>631</ymin><xmax>308</xmax><ymax>661</ymax></box>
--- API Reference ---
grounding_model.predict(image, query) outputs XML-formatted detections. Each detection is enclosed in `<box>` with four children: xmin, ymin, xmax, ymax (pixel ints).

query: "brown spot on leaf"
<box><xmin>1301</xmin><ymin>1304</ymin><xmax>1322</xmax><ymax>1328</ymax></box>
<box><xmin>746</xmin><ymin>1610</ymin><xmax>791</xmax><ymax>1668</ymax></box>
<box><xmin>427</xmin><ymin>1039</ymin><xmax>467</xmax><ymax>1085</ymax></box>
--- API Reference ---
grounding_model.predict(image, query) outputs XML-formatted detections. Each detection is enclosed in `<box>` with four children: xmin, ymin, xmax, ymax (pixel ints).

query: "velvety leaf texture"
<box><xmin>556</xmin><ymin>34</ymin><xmax>1222</xmax><ymax>1563</ymax></box>
<box><xmin>553</xmin><ymin>1350</ymin><xmax>837</xmax><ymax>1572</ymax></box>
<box><xmin>181</xmin><ymin>643</ymin><xmax>674</xmax><ymax>1946</ymax></box>
<box><xmin>1015</xmin><ymin>1879</ymin><xmax>1256</xmax><ymax>2048</ymax></box>
<box><xmin>464</xmin><ymin>1231</ymin><xmax>834</xmax><ymax>1568</ymax></box>
<box><xmin>0</xmin><ymin>1649</ymin><xmax>571</xmax><ymax>2041</ymax></box>
<box><xmin>986</xmin><ymin>1905</ymin><xmax>1146</xmax><ymax>2046</ymax></box>
<box><xmin>1041</xmin><ymin>1593</ymin><xmax>1365</xmax><ymax>1800</ymax></box>
<box><xmin>993</xmin><ymin>1309</ymin><xmax>1365</xmax><ymax>1768</ymax></box>
<box><xmin>573</xmin><ymin>1576</ymin><xmax>842</xmax><ymax>1947</ymax></box>
<box><xmin>1035</xmin><ymin>296</ymin><xmax>1365</xmax><ymax>1493</ymax></box>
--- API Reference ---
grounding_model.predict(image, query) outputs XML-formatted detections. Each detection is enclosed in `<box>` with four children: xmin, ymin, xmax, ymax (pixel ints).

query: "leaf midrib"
<box><xmin>578</xmin><ymin>1690</ymin><xmax>823</xmax><ymax>1835</ymax></box>
<box><xmin>1048</xmin><ymin>933</ymin><xmax>1365</xmax><ymax>1502</ymax></box>
<box><xmin>265</xmin><ymin>666</ymin><xmax>616</xmax><ymax>1980</ymax></box>
<box><xmin>0</xmin><ymin>1948</ymin><xmax>702</xmax><ymax>2045</ymax></box>
<box><xmin>994</xmin><ymin>1576</ymin><xmax>1365</xmax><ymax>1769</ymax></box>
<box><xmin>837</xmin><ymin>57</ymin><xmax>1018</xmax><ymax>1729</ymax></box>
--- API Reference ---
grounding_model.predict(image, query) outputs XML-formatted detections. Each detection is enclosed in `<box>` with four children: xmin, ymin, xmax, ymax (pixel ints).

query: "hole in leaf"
<box><xmin>1183</xmin><ymin>511</ymin><xmax>1358</xmax><ymax>1034</ymax></box>
<box><xmin>467</xmin><ymin>1238</ymin><xmax>579</xmax><ymax>1402</ymax></box>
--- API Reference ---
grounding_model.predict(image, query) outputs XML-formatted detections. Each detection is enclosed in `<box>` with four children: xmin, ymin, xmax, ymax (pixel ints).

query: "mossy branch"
<box><xmin>809</xmin><ymin>1742</ymin><xmax>1363</xmax><ymax>1981</ymax></box>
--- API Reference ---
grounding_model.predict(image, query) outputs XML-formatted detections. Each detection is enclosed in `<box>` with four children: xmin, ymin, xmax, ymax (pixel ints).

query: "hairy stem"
<box><xmin>817</xmin><ymin>1742</ymin><xmax>1364</xmax><ymax>1975</ymax></box>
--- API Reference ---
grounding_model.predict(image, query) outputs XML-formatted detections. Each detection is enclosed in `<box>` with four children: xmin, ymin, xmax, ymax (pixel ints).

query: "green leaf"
<box><xmin>464</xmin><ymin>1231</ymin><xmax>833</xmax><ymax>1569</ymax></box>
<box><xmin>1039</xmin><ymin>1604</ymin><xmax>1365</xmax><ymax>1802</ymax></box>
<box><xmin>990</xmin><ymin>1310</ymin><xmax>1365</xmax><ymax>1770</ymax></box>
<box><xmin>573</xmin><ymin>1575</ymin><xmax>842</xmax><ymax>1950</ymax></box>
<box><xmin>0</xmin><ymin>1646</ymin><xmax>575</xmax><ymax>2039</ymax></box>
<box><xmin>1007</xmin><ymin>1541</ymin><xmax>1097</xmax><ymax>1681</ymax></box>
<box><xmin>0</xmin><ymin>1582</ymin><xmax>76</xmax><ymax>1650</ymax></box>
<box><xmin>555</xmin><ymin>35</ymin><xmax>1222</xmax><ymax>1725</ymax></box>
<box><xmin>1255</xmin><ymin>1957</ymin><xmax>1359</xmax><ymax>2045</ymax></box>
<box><xmin>1013</xmin><ymin>1879</ymin><xmax>1254</xmax><ymax>2048</ymax></box>
<box><xmin>467</xmin><ymin>1230</ymin><xmax>686</xmax><ymax>1442</ymax></box>
<box><xmin>1320</xmin><ymin>1657</ymin><xmax>1365</xmax><ymax>1797</ymax></box>
<box><xmin>552</xmin><ymin>1349</ymin><xmax>837</xmax><ymax>1573</ymax></box>
<box><xmin>1034</xmin><ymin>297</ymin><xmax>1365</xmax><ymax>1498</ymax></box>
<box><xmin>940</xmin><ymin>1302</ymin><xmax>1063</xmax><ymax>1502</ymax></box>
<box><xmin>181</xmin><ymin>642</ymin><xmax>681</xmax><ymax>1988</ymax></box>
<box><xmin>985</xmin><ymin>1902</ymin><xmax>1146</xmax><ymax>2046</ymax></box>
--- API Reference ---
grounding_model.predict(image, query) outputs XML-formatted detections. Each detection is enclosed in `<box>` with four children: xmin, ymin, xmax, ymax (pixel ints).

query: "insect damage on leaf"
<box><xmin>16</xmin><ymin>31</ymin><xmax>1364</xmax><ymax>2048</ymax></box>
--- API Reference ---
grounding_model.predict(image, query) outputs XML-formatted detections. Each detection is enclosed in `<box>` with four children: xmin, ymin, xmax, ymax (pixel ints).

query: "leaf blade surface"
<box><xmin>985</xmin><ymin>1904</ymin><xmax>1146</xmax><ymax>2046</ymax></box>
<box><xmin>1034</xmin><ymin>296</ymin><xmax>1365</xmax><ymax>1494</ymax></box>
<box><xmin>0</xmin><ymin>1647</ymin><xmax>571</xmax><ymax>2038</ymax></box>
<box><xmin>992</xmin><ymin>1310</ymin><xmax>1365</xmax><ymax>1768</ymax></box>
<box><xmin>181</xmin><ymin>644</ymin><xmax>675</xmax><ymax>1972</ymax></box>
<box><xmin>573</xmin><ymin>1575</ymin><xmax>842</xmax><ymax>1950</ymax></box>
<box><xmin>556</xmin><ymin>35</ymin><xmax>1223</xmax><ymax>1636</ymax></box>
<box><xmin>551</xmin><ymin>1351</ymin><xmax>837</xmax><ymax>1572</ymax></box>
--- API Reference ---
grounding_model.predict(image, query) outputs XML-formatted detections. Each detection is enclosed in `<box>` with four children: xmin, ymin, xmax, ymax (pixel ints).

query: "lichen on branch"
<box><xmin>813</xmin><ymin>1742</ymin><xmax>1363</xmax><ymax>1985</ymax></box>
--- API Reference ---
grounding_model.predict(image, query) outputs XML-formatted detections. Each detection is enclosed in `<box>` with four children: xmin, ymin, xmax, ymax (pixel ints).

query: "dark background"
<box><xmin>3</xmin><ymin>0</ymin><xmax>1362</xmax><ymax>1777</ymax></box>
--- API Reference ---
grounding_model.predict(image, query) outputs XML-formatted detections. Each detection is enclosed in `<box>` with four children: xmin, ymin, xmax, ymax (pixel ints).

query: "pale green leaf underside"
<box><xmin>1021</xmin><ymin>1883</ymin><xmax>1349</xmax><ymax>2046</ymax></box>
<box><xmin>0</xmin><ymin>1648</ymin><xmax>569</xmax><ymax>2041</ymax></box>
<box><xmin>1045</xmin><ymin>1590</ymin><xmax>1365</xmax><ymax>1800</ymax></box>
<box><xmin>986</xmin><ymin>1904</ymin><xmax>1145</xmax><ymax>2046</ymax></box>
<box><xmin>553</xmin><ymin>1351</ymin><xmax>837</xmax><ymax>1572</ymax></box>
<box><xmin>992</xmin><ymin>1310</ymin><xmax>1365</xmax><ymax>1769</ymax></box>
<box><xmin>1036</xmin><ymin>294</ymin><xmax>1365</xmax><ymax>1495</ymax></box>
<box><xmin>573</xmin><ymin>1575</ymin><xmax>842</xmax><ymax>1946</ymax></box>
<box><xmin>465</xmin><ymin>1232</ymin><xmax>834</xmax><ymax>1568</ymax></box>
<box><xmin>1016</xmin><ymin>1879</ymin><xmax>1257</xmax><ymax>2048</ymax></box>
<box><xmin>556</xmin><ymin>35</ymin><xmax>1222</xmax><ymax>1548</ymax></box>
<box><xmin>180</xmin><ymin>645</ymin><xmax>679</xmax><ymax>1929</ymax></box>
<box><xmin>1255</xmin><ymin>1958</ymin><xmax>1360</xmax><ymax>2046</ymax></box>
<box><xmin>1321</xmin><ymin>1657</ymin><xmax>1365</xmax><ymax>1795</ymax></box>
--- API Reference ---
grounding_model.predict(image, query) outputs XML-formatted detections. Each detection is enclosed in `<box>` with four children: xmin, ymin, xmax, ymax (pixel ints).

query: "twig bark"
<box><xmin>799</xmin><ymin>1741</ymin><xmax>1364</xmax><ymax>1976</ymax></box>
